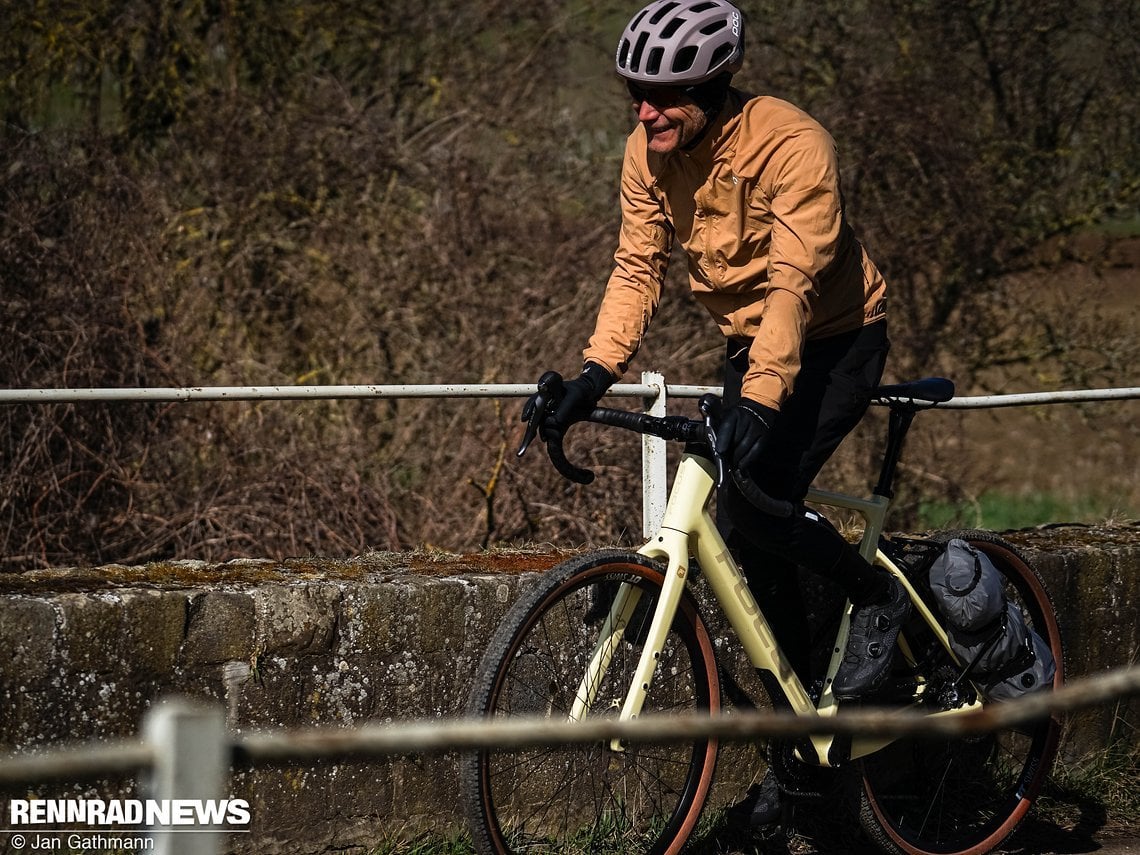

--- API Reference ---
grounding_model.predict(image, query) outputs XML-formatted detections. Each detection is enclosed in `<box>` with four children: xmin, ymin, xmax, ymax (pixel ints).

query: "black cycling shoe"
<box><xmin>832</xmin><ymin>577</ymin><xmax>911</xmax><ymax>700</ymax></box>
<box><xmin>727</xmin><ymin>769</ymin><xmax>783</xmax><ymax>829</ymax></box>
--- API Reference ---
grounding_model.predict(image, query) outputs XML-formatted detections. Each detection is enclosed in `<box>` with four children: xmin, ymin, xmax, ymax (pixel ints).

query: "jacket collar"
<box><xmin>676</xmin><ymin>88</ymin><xmax>746</xmax><ymax>166</ymax></box>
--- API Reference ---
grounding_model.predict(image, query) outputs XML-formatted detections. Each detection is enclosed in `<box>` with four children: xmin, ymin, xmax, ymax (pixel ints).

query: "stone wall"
<box><xmin>0</xmin><ymin>524</ymin><xmax>1136</xmax><ymax>853</ymax></box>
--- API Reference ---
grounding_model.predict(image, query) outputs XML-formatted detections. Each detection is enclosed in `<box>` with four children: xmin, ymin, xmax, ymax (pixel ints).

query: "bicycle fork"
<box><xmin>567</xmin><ymin>525</ymin><xmax>692</xmax><ymax>752</ymax></box>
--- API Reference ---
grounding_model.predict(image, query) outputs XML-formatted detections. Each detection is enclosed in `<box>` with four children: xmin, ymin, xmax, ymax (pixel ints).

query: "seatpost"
<box><xmin>873</xmin><ymin>406</ymin><xmax>917</xmax><ymax>499</ymax></box>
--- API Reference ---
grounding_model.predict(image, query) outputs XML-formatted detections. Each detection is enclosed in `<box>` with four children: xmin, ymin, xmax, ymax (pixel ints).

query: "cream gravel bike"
<box><xmin>461</xmin><ymin>373</ymin><xmax>1064</xmax><ymax>855</ymax></box>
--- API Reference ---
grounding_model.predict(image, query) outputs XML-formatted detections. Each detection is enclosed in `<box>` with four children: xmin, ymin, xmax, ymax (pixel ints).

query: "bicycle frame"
<box><xmin>574</xmin><ymin>449</ymin><xmax>981</xmax><ymax>767</ymax></box>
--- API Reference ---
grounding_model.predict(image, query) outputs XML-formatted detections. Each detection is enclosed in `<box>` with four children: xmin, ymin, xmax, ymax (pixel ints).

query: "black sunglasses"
<box><xmin>627</xmin><ymin>81</ymin><xmax>697</xmax><ymax>109</ymax></box>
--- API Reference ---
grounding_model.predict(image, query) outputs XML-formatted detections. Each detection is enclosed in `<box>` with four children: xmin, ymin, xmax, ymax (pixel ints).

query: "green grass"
<box><xmin>1085</xmin><ymin>213</ymin><xmax>1140</xmax><ymax>238</ymax></box>
<box><xmin>366</xmin><ymin>741</ymin><xmax>1140</xmax><ymax>853</ymax></box>
<box><xmin>917</xmin><ymin>491</ymin><xmax>1129</xmax><ymax>532</ymax></box>
<box><xmin>368</xmin><ymin>831</ymin><xmax>474</xmax><ymax>854</ymax></box>
<box><xmin>1035</xmin><ymin>738</ymin><xmax>1140</xmax><ymax>835</ymax></box>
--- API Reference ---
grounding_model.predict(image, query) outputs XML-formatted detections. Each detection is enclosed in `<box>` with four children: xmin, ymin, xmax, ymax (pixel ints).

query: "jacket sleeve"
<box><xmin>742</xmin><ymin>126</ymin><xmax>845</xmax><ymax>409</ymax></box>
<box><xmin>582</xmin><ymin>133</ymin><xmax>673</xmax><ymax>379</ymax></box>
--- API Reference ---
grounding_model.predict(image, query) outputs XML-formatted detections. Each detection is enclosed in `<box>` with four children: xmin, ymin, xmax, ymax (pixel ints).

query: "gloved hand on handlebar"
<box><xmin>714</xmin><ymin>397</ymin><xmax>778</xmax><ymax>472</ymax></box>
<box><xmin>523</xmin><ymin>362</ymin><xmax>614</xmax><ymax>437</ymax></box>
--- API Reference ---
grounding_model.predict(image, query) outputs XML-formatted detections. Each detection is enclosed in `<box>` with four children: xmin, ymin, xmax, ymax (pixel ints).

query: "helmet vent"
<box><xmin>649</xmin><ymin>2</ymin><xmax>680</xmax><ymax>25</ymax></box>
<box><xmin>708</xmin><ymin>43</ymin><xmax>732</xmax><ymax>68</ymax></box>
<box><xmin>690</xmin><ymin>1</ymin><xmax>719</xmax><ymax>11</ymax></box>
<box><xmin>672</xmin><ymin>45</ymin><xmax>698</xmax><ymax>74</ymax></box>
<box><xmin>699</xmin><ymin>19</ymin><xmax>727</xmax><ymax>35</ymax></box>
<box><xmin>630</xmin><ymin>32</ymin><xmax>650</xmax><ymax>72</ymax></box>
<box><xmin>646</xmin><ymin>46</ymin><xmax>665</xmax><ymax>75</ymax></box>
<box><xmin>660</xmin><ymin>17</ymin><xmax>685</xmax><ymax>39</ymax></box>
<box><xmin>617</xmin><ymin>38</ymin><xmax>631</xmax><ymax>68</ymax></box>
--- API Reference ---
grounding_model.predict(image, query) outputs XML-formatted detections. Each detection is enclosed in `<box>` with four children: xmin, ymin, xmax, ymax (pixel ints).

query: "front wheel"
<box><xmin>859</xmin><ymin>531</ymin><xmax>1065</xmax><ymax>855</ymax></box>
<box><xmin>461</xmin><ymin>550</ymin><xmax>721</xmax><ymax>854</ymax></box>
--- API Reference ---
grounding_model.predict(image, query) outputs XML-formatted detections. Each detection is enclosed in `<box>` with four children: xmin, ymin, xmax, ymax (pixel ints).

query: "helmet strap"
<box><xmin>682</xmin><ymin>74</ymin><xmax>734</xmax><ymax>151</ymax></box>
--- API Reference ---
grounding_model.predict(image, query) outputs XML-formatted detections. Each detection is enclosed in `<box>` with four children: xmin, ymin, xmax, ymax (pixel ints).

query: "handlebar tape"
<box><xmin>731</xmin><ymin>470</ymin><xmax>795</xmax><ymax>519</ymax></box>
<box><xmin>522</xmin><ymin>384</ymin><xmax>796</xmax><ymax>517</ymax></box>
<box><xmin>540</xmin><ymin>409</ymin><xmax>671</xmax><ymax>484</ymax></box>
<box><xmin>542</xmin><ymin>425</ymin><xmax>594</xmax><ymax>484</ymax></box>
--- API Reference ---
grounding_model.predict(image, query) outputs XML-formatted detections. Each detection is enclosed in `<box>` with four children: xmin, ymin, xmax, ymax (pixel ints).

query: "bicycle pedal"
<box><xmin>876</xmin><ymin>675</ymin><xmax>922</xmax><ymax>703</ymax></box>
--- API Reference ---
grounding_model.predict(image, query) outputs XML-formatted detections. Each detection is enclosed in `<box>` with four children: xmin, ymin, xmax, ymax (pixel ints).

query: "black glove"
<box><xmin>714</xmin><ymin>397</ymin><xmax>778</xmax><ymax>472</ymax></box>
<box><xmin>521</xmin><ymin>363</ymin><xmax>615</xmax><ymax>437</ymax></box>
<box><xmin>547</xmin><ymin>363</ymin><xmax>614</xmax><ymax>431</ymax></box>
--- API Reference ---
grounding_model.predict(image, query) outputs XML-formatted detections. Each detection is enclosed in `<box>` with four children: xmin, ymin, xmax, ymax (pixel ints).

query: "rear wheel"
<box><xmin>860</xmin><ymin>531</ymin><xmax>1065</xmax><ymax>855</ymax></box>
<box><xmin>461</xmin><ymin>550</ymin><xmax>721</xmax><ymax>854</ymax></box>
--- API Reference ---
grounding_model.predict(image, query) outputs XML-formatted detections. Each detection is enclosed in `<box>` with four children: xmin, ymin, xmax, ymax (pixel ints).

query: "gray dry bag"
<box><xmin>928</xmin><ymin>539</ymin><xmax>1055</xmax><ymax>701</ymax></box>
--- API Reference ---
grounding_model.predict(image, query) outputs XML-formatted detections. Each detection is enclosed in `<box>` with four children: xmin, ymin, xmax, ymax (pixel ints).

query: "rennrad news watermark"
<box><xmin>3</xmin><ymin>798</ymin><xmax>250</xmax><ymax>850</ymax></box>
<box><xmin>8</xmin><ymin>798</ymin><xmax>251</xmax><ymax>826</ymax></box>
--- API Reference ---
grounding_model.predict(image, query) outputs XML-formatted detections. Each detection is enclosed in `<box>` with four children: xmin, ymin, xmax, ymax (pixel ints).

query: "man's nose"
<box><xmin>638</xmin><ymin>100</ymin><xmax>661</xmax><ymax>122</ymax></box>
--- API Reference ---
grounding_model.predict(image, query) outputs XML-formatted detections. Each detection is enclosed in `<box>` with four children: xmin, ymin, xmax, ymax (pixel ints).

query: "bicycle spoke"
<box><xmin>464</xmin><ymin>553</ymin><xmax>720</xmax><ymax>854</ymax></box>
<box><xmin>860</xmin><ymin>533</ymin><xmax>1062</xmax><ymax>855</ymax></box>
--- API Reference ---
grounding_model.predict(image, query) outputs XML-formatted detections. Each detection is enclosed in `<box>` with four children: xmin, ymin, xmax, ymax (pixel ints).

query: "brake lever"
<box><xmin>517</xmin><ymin>412</ymin><xmax>541</xmax><ymax>459</ymax></box>
<box><xmin>698</xmin><ymin>394</ymin><xmax>793</xmax><ymax>516</ymax></box>
<box><xmin>517</xmin><ymin>371</ymin><xmax>565</xmax><ymax>458</ymax></box>
<box><xmin>697</xmin><ymin>393</ymin><xmax>728</xmax><ymax>488</ymax></box>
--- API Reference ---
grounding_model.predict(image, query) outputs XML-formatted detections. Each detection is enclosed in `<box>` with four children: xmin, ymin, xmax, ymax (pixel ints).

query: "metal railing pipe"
<box><xmin>2</xmin><ymin>383</ymin><xmax>1136</xmax><ymax>409</ymax></box>
<box><xmin>940</xmin><ymin>387</ymin><xmax>1140</xmax><ymax>409</ymax></box>
<box><xmin>0</xmin><ymin>383</ymin><xmax>664</xmax><ymax>405</ymax></box>
<box><xmin>0</xmin><ymin>739</ymin><xmax>152</xmax><ymax>783</ymax></box>
<box><xmin>2</xmin><ymin>665</ymin><xmax>1137</xmax><ymax>784</ymax></box>
<box><xmin>232</xmin><ymin>664</ymin><xmax>1140</xmax><ymax>761</ymax></box>
<box><xmin>1</xmin><ymin>378</ymin><xmax>1136</xmax><ymax>536</ymax></box>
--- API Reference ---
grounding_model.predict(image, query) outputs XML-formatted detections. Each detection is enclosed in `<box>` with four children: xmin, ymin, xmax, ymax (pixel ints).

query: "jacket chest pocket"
<box><xmin>744</xmin><ymin>183</ymin><xmax>774</xmax><ymax>236</ymax></box>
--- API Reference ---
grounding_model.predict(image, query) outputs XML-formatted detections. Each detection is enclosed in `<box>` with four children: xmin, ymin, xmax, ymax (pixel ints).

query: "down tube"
<box><xmin>681</xmin><ymin>503</ymin><xmax>816</xmax><ymax>713</ymax></box>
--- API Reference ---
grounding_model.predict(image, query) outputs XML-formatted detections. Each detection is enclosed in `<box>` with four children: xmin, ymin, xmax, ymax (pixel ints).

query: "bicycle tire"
<box><xmin>859</xmin><ymin>530</ymin><xmax>1065</xmax><ymax>855</ymax></box>
<box><xmin>461</xmin><ymin>550</ymin><xmax>721</xmax><ymax>855</ymax></box>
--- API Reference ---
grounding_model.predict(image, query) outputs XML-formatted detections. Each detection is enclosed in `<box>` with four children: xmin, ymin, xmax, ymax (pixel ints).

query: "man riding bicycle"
<box><xmin>529</xmin><ymin>0</ymin><xmax>909</xmax><ymax>826</ymax></box>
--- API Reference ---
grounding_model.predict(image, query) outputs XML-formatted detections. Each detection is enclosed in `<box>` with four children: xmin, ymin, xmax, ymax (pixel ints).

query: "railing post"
<box><xmin>144</xmin><ymin>697</ymin><xmax>227</xmax><ymax>855</ymax></box>
<box><xmin>641</xmin><ymin>371</ymin><xmax>668</xmax><ymax>537</ymax></box>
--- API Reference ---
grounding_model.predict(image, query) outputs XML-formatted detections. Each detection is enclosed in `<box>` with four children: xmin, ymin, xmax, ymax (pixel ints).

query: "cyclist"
<box><xmin>528</xmin><ymin>0</ymin><xmax>909</xmax><ymax>826</ymax></box>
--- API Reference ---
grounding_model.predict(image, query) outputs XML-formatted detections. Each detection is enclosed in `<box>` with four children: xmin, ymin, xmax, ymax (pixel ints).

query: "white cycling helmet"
<box><xmin>616</xmin><ymin>0</ymin><xmax>744</xmax><ymax>86</ymax></box>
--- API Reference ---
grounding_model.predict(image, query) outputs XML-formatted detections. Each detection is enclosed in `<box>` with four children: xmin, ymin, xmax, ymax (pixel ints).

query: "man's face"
<box><xmin>628</xmin><ymin>83</ymin><xmax>707</xmax><ymax>154</ymax></box>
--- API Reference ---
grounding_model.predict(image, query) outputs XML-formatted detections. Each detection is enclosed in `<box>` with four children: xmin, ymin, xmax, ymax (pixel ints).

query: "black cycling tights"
<box><xmin>717</xmin><ymin>321</ymin><xmax>890</xmax><ymax>683</ymax></box>
<box><xmin>723</xmin><ymin>502</ymin><xmax>883</xmax><ymax>682</ymax></box>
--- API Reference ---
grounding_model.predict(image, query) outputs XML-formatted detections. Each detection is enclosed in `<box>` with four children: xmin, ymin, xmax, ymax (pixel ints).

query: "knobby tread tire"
<box><xmin>859</xmin><ymin>531</ymin><xmax>1065</xmax><ymax>855</ymax></box>
<box><xmin>460</xmin><ymin>550</ymin><xmax>721</xmax><ymax>855</ymax></box>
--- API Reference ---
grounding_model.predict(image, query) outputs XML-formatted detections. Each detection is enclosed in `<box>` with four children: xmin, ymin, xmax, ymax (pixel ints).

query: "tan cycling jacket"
<box><xmin>583</xmin><ymin>90</ymin><xmax>887</xmax><ymax>410</ymax></box>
